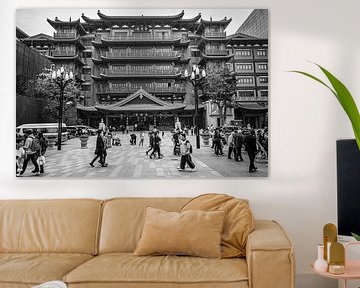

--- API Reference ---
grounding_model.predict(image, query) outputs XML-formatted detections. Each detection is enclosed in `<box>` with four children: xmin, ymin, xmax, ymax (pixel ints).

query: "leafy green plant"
<box><xmin>352</xmin><ymin>232</ymin><xmax>360</xmax><ymax>241</ymax></box>
<box><xmin>290</xmin><ymin>63</ymin><xmax>360</xmax><ymax>150</ymax></box>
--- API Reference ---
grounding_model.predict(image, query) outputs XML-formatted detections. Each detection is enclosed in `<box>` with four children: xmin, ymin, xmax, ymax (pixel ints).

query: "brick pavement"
<box><xmin>17</xmin><ymin>132</ymin><xmax>268</xmax><ymax>178</ymax></box>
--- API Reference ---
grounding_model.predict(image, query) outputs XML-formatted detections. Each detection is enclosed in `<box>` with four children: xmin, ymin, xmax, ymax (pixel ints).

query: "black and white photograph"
<box><xmin>16</xmin><ymin>8</ymin><xmax>269</xmax><ymax>178</ymax></box>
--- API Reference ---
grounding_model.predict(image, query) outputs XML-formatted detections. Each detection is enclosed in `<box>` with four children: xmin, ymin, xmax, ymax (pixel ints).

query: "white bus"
<box><xmin>16</xmin><ymin>123</ymin><xmax>68</xmax><ymax>143</ymax></box>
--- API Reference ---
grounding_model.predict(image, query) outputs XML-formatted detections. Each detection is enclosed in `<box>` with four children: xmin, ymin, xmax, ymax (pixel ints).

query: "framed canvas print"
<box><xmin>16</xmin><ymin>8</ymin><xmax>269</xmax><ymax>178</ymax></box>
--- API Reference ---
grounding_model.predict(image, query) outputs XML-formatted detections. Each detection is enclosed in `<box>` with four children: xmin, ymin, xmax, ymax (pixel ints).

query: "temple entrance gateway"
<box><xmin>77</xmin><ymin>88</ymin><xmax>200</xmax><ymax>131</ymax></box>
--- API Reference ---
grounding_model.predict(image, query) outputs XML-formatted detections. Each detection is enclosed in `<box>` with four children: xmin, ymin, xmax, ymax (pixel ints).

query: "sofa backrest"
<box><xmin>99</xmin><ymin>197</ymin><xmax>190</xmax><ymax>253</ymax></box>
<box><xmin>0</xmin><ymin>199</ymin><xmax>102</xmax><ymax>255</ymax></box>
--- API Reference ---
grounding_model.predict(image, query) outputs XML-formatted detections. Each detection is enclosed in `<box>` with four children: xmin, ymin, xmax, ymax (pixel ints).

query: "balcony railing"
<box><xmin>52</xmin><ymin>50</ymin><xmax>77</xmax><ymax>57</ymax></box>
<box><xmin>204</xmin><ymin>49</ymin><xmax>229</xmax><ymax>56</ymax></box>
<box><xmin>98</xmin><ymin>85</ymin><xmax>185</xmax><ymax>94</ymax></box>
<box><xmin>204</xmin><ymin>32</ymin><xmax>226</xmax><ymax>38</ymax></box>
<box><xmin>54</xmin><ymin>32</ymin><xmax>77</xmax><ymax>39</ymax></box>
<box><xmin>236</xmin><ymin>97</ymin><xmax>268</xmax><ymax>102</ymax></box>
<box><xmin>95</xmin><ymin>34</ymin><xmax>188</xmax><ymax>42</ymax></box>
<box><xmin>101</xmin><ymin>67</ymin><xmax>181</xmax><ymax>76</ymax></box>
<box><xmin>105</xmin><ymin>51</ymin><xmax>180</xmax><ymax>58</ymax></box>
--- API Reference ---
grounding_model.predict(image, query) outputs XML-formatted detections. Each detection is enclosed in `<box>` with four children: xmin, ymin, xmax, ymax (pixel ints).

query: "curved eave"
<box><xmin>47</xmin><ymin>18</ymin><xmax>86</xmax><ymax>35</ymax></box>
<box><xmin>91</xmin><ymin>57</ymin><xmax>103</xmax><ymax>64</ymax></box>
<box><xmin>179</xmin><ymin>57</ymin><xmax>191</xmax><ymax>63</ymax></box>
<box><xmin>100</xmin><ymin>55</ymin><xmax>181</xmax><ymax>62</ymax></box>
<box><xmin>91</xmin><ymin>74</ymin><xmax>105</xmax><ymax>81</ymax></box>
<box><xmin>82</xmin><ymin>14</ymin><xmax>105</xmax><ymax>24</ymax></box>
<box><xmin>91</xmin><ymin>40</ymin><xmax>106</xmax><ymax>48</ymax></box>
<box><xmin>46</xmin><ymin>54</ymin><xmax>84</xmax><ymax>65</ymax></box>
<box><xmin>177</xmin><ymin>13</ymin><xmax>201</xmax><ymax>23</ymax></box>
<box><xmin>101</xmin><ymin>38</ymin><xmax>181</xmax><ymax>45</ymax></box>
<box><xmin>77</xmin><ymin>105</ymin><xmax>98</xmax><ymax>112</ymax></box>
<box><xmin>97</xmin><ymin>10</ymin><xmax>185</xmax><ymax>21</ymax></box>
<box><xmin>200</xmin><ymin>53</ymin><xmax>234</xmax><ymax>60</ymax></box>
<box><xmin>196</xmin><ymin>18</ymin><xmax>232</xmax><ymax>34</ymax></box>
<box><xmin>95</xmin><ymin>104</ymin><xmax>186</xmax><ymax>112</ymax></box>
<box><xmin>175</xmin><ymin>40</ymin><xmax>190</xmax><ymax>47</ymax></box>
<box><xmin>99</xmin><ymin>73</ymin><xmax>182</xmax><ymax>79</ymax></box>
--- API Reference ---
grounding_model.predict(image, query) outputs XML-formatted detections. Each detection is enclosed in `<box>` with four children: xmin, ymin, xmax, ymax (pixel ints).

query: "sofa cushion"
<box><xmin>63</xmin><ymin>253</ymin><xmax>248</xmax><ymax>286</ymax></box>
<box><xmin>99</xmin><ymin>198</ymin><xmax>190</xmax><ymax>253</ymax></box>
<box><xmin>134</xmin><ymin>207</ymin><xmax>225</xmax><ymax>258</ymax></box>
<box><xmin>181</xmin><ymin>194</ymin><xmax>254</xmax><ymax>258</ymax></box>
<box><xmin>0</xmin><ymin>253</ymin><xmax>93</xmax><ymax>285</ymax></box>
<box><xmin>0</xmin><ymin>199</ymin><xmax>102</xmax><ymax>254</ymax></box>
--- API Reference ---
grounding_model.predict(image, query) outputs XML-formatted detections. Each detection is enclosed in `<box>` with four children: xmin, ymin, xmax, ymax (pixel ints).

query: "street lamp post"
<box><xmin>51</xmin><ymin>66</ymin><xmax>74</xmax><ymax>151</ymax></box>
<box><xmin>184</xmin><ymin>65</ymin><xmax>206</xmax><ymax>149</ymax></box>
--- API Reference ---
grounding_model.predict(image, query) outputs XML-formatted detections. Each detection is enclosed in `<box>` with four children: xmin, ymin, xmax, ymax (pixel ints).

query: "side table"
<box><xmin>311</xmin><ymin>242</ymin><xmax>360</xmax><ymax>288</ymax></box>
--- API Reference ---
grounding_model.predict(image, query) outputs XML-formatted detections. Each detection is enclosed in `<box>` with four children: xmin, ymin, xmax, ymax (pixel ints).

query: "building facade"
<box><xmin>20</xmin><ymin>9</ymin><xmax>268</xmax><ymax>130</ymax></box>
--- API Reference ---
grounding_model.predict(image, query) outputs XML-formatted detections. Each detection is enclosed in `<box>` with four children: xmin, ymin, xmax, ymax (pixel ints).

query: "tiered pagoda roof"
<box><xmin>196</xmin><ymin>17</ymin><xmax>232</xmax><ymax>34</ymax></box>
<box><xmin>81</xmin><ymin>10</ymin><xmax>201</xmax><ymax>32</ymax></box>
<box><xmin>47</xmin><ymin>17</ymin><xmax>87</xmax><ymax>35</ymax></box>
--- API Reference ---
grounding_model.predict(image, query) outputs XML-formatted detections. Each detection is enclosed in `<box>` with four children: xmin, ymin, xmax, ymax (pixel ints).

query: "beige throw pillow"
<box><xmin>134</xmin><ymin>207</ymin><xmax>225</xmax><ymax>258</ymax></box>
<box><xmin>181</xmin><ymin>194</ymin><xmax>255</xmax><ymax>258</ymax></box>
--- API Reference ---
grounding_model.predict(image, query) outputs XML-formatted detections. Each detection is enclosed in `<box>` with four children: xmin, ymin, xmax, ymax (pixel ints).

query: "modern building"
<box><xmin>19</xmin><ymin>9</ymin><xmax>268</xmax><ymax>130</ymax></box>
<box><xmin>16</xmin><ymin>27</ymin><xmax>53</xmax><ymax>125</ymax></box>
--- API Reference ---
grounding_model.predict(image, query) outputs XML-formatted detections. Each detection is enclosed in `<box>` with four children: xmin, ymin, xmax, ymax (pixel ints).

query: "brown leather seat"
<box><xmin>64</xmin><ymin>253</ymin><xmax>248</xmax><ymax>288</ymax></box>
<box><xmin>0</xmin><ymin>253</ymin><xmax>93</xmax><ymax>286</ymax></box>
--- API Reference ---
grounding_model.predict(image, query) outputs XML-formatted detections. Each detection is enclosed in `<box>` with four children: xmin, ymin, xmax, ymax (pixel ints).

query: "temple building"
<box><xmin>19</xmin><ymin>9</ymin><xmax>268</xmax><ymax>130</ymax></box>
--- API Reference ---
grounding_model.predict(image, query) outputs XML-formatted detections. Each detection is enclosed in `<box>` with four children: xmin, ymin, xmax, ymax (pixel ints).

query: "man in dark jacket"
<box><xmin>244</xmin><ymin>130</ymin><xmax>257</xmax><ymax>173</ymax></box>
<box><xmin>89</xmin><ymin>130</ymin><xmax>106</xmax><ymax>167</ymax></box>
<box><xmin>234</xmin><ymin>129</ymin><xmax>244</xmax><ymax>161</ymax></box>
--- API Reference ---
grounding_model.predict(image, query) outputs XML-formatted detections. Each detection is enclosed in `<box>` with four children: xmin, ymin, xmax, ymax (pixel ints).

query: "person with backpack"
<box><xmin>17</xmin><ymin>130</ymin><xmax>40</xmax><ymax>176</ymax></box>
<box><xmin>178</xmin><ymin>133</ymin><xmax>195</xmax><ymax>172</ymax></box>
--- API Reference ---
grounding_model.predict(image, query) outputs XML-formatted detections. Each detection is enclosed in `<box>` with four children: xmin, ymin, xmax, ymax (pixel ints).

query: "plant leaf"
<box><xmin>316</xmin><ymin>64</ymin><xmax>360</xmax><ymax>150</ymax></box>
<box><xmin>351</xmin><ymin>232</ymin><xmax>360</xmax><ymax>241</ymax></box>
<box><xmin>290</xmin><ymin>65</ymin><xmax>360</xmax><ymax>150</ymax></box>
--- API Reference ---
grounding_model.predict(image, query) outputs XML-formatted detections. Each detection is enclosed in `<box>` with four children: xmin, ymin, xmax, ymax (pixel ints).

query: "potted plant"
<box><xmin>200</xmin><ymin>129</ymin><xmax>211</xmax><ymax>146</ymax></box>
<box><xmin>79</xmin><ymin>132</ymin><xmax>89</xmax><ymax>149</ymax></box>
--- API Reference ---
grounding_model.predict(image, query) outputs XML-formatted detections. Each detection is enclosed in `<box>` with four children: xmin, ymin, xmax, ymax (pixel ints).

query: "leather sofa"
<box><xmin>0</xmin><ymin>198</ymin><xmax>295</xmax><ymax>288</ymax></box>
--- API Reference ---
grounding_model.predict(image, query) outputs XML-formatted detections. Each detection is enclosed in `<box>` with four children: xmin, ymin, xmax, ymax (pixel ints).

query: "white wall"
<box><xmin>1</xmin><ymin>0</ymin><xmax>360</xmax><ymax>287</ymax></box>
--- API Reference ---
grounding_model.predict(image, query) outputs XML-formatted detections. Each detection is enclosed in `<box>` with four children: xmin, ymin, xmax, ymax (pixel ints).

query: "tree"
<box><xmin>29</xmin><ymin>69</ymin><xmax>83</xmax><ymax>124</ymax></box>
<box><xmin>202</xmin><ymin>63</ymin><xmax>237</xmax><ymax>126</ymax></box>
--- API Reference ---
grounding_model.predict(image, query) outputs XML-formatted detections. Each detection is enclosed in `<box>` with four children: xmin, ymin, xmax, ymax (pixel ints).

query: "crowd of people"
<box><xmin>16</xmin><ymin>120</ymin><xmax>268</xmax><ymax>176</ymax></box>
<box><xmin>206</xmin><ymin>125</ymin><xmax>268</xmax><ymax>173</ymax></box>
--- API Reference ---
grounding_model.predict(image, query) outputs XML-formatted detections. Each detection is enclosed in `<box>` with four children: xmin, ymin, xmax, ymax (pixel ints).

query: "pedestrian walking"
<box><xmin>146</xmin><ymin>132</ymin><xmax>154</xmax><ymax>156</ymax></box>
<box><xmin>89</xmin><ymin>130</ymin><xmax>107</xmax><ymax>167</ymax></box>
<box><xmin>130</xmin><ymin>133</ymin><xmax>137</xmax><ymax>145</ymax></box>
<box><xmin>139</xmin><ymin>131</ymin><xmax>144</xmax><ymax>146</ymax></box>
<box><xmin>102</xmin><ymin>131</ymin><xmax>109</xmax><ymax>166</ymax></box>
<box><xmin>172</xmin><ymin>130</ymin><xmax>181</xmax><ymax>156</ymax></box>
<box><xmin>244</xmin><ymin>130</ymin><xmax>257</xmax><ymax>173</ymax></box>
<box><xmin>234</xmin><ymin>129</ymin><xmax>244</xmax><ymax>161</ymax></box>
<box><xmin>178</xmin><ymin>133</ymin><xmax>195</xmax><ymax>172</ymax></box>
<box><xmin>17</xmin><ymin>130</ymin><xmax>40</xmax><ymax>176</ymax></box>
<box><xmin>37</xmin><ymin>132</ymin><xmax>47</xmax><ymax>174</ymax></box>
<box><xmin>150</xmin><ymin>131</ymin><xmax>162</xmax><ymax>159</ymax></box>
<box><xmin>227</xmin><ymin>131</ymin><xmax>235</xmax><ymax>159</ymax></box>
<box><xmin>213</xmin><ymin>129</ymin><xmax>224</xmax><ymax>156</ymax></box>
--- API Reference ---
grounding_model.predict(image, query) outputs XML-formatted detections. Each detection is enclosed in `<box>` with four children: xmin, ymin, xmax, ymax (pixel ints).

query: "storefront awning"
<box><xmin>235</xmin><ymin>102</ymin><xmax>268</xmax><ymax>111</ymax></box>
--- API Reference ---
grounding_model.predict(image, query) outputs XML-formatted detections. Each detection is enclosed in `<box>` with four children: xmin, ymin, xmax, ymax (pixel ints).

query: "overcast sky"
<box><xmin>16</xmin><ymin>8</ymin><xmax>253</xmax><ymax>36</ymax></box>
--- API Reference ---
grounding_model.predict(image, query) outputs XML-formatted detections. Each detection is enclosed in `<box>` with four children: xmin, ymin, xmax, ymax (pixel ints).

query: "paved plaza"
<box><xmin>18</xmin><ymin>132</ymin><xmax>268</xmax><ymax>178</ymax></box>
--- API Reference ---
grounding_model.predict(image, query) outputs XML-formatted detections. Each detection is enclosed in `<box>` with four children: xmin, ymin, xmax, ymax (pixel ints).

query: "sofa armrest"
<box><xmin>246</xmin><ymin>220</ymin><xmax>295</xmax><ymax>288</ymax></box>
